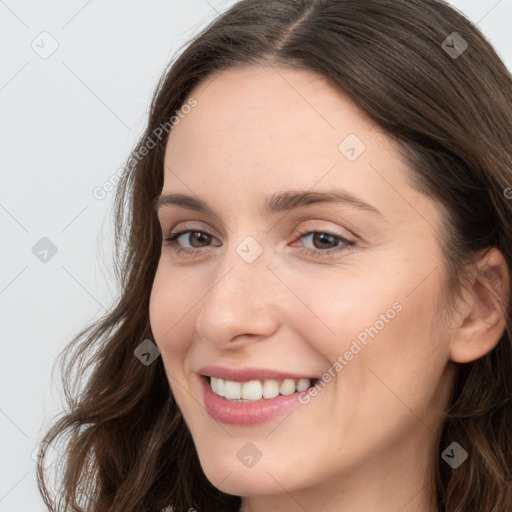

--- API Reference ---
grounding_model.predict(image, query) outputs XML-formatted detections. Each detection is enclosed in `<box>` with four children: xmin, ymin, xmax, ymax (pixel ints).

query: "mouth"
<box><xmin>199</xmin><ymin>374</ymin><xmax>321</xmax><ymax>425</ymax></box>
<box><xmin>205</xmin><ymin>375</ymin><xmax>321</xmax><ymax>402</ymax></box>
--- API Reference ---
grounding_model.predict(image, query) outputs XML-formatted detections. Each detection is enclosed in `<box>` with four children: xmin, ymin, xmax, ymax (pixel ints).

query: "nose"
<box><xmin>195</xmin><ymin>240</ymin><xmax>281</xmax><ymax>348</ymax></box>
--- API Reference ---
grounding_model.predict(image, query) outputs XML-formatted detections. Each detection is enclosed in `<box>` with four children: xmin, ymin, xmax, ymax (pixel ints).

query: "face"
<box><xmin>149</xmin><ymin>65</ymin><xmax>456</xmax><ymax>509</ymax></box>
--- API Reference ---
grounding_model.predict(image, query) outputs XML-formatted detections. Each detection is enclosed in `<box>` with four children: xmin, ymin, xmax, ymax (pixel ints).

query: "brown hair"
<box><xmin>37</xmin><ymin>0</ymin><xmax>512</xmax><ymax>510</ymax></box>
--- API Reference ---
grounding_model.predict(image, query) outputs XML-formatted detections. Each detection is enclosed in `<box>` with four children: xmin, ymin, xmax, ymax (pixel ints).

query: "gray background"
<box><xmin>1</xmin><ymin>1</ymin><xmax>511</xmax><ymax>510</ymax></box>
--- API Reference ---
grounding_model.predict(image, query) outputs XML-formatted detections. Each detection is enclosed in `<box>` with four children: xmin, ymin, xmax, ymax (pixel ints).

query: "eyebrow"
<box><xmin>153</xmin><ymin>189</ymin><xmax>382</xmax><ymax>217</ymax></box>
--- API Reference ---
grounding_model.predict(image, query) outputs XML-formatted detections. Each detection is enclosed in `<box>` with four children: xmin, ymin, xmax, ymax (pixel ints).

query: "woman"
<box><xmin>37</xmin><ymin>0</ymin><xmax>512</xmax><ymax>511</ymax></box>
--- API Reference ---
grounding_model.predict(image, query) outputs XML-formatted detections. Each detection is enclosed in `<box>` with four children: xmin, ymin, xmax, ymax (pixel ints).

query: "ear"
<box><xmin>449</xmin><ymin>247</ymin><xmax>510</xmax><ymax>364</ymax></box>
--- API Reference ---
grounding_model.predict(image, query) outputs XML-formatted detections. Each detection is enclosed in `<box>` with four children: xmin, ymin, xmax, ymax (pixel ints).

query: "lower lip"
<box><xmin>200</xmin><ymin>376</ymin><xmax>305</xmax><ymax>425</ymax></box>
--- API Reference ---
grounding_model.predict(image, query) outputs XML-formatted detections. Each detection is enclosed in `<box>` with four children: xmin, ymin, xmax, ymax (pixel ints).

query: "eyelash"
<box><xmin>162</xmin><ymin>227</ymin><xmax>355</xmax><ymax>258</ymax></box>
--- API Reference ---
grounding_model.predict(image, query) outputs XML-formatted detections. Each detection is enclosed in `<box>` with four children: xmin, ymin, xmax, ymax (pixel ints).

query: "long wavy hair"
<box><xmin>37</xmin><ymin>0</ymin><xmax>512</xmax><ymax>510</ymax></box>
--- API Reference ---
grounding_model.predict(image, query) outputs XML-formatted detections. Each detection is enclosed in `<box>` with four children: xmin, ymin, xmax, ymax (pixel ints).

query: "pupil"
<box><xmin>191</xmin><ymin>232</ymin><xmax>210</xmax><ymax>247</ymax></box>
<box><xmin>314</xmin><ymin>233</ymin><xmax>335</xmax><ymax>249</ymax></box>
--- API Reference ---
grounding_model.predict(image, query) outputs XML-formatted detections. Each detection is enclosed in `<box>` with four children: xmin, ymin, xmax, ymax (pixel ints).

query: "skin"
<box><xmin>149</xmin><ymin>65</ymin><xmax>508</xmax><ymax>512</ymax></box>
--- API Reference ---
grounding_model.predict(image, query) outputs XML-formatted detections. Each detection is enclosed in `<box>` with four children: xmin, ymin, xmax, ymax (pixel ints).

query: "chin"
<box><xmin>204</xmin><ymin>469</ymin><xmax>285</xmax><ymax>497</ymax></box>
<box><xmin>197</xmin><ymin>449</ymin><xmax>307</xmax><ymax>497</ymax></box>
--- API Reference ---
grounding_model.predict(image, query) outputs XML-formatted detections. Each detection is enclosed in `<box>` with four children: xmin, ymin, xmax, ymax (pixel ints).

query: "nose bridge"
<box><xmin>195</xmin><ymin>235</ymin><xmax>279</xmax><ymax>345</ymax></box>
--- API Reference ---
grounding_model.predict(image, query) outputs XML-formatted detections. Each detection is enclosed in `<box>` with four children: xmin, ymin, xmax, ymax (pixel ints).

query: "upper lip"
<box><xmin>198</xmin><ymin>365</ymin><xmax>319</xmax><ymax>382</ymax></box>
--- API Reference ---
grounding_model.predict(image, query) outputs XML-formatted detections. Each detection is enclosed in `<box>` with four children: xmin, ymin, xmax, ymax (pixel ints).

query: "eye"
<box><xmin>163</xmin><ymin>227</ymin><xmax>355</xmax><ymax>259</ymax></box>
<box><xmin>292</xmin><ymin>229</ymin><xmax>355</xmax><ymax>258</ymax></box>
<box><xmin>163</xmin><ymin>229</ymin><xmax>220</xmax><ymax>256</ymax></box>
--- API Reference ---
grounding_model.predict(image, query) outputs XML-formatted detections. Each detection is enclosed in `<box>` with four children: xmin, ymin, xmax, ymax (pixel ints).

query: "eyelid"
<box><xmin>161</xmin><ymin>218</ymin><xmax>357</xmax><ymax>242</ymax></box>
<box><xmin>161</xmin><ymin>217</ymin><xmax>356</xmax><ymax>239</ymax></box>
<box><xmin>162</xmin><ymin>223</ymin><xmax>356</xmax><ymax>260</ymax></box>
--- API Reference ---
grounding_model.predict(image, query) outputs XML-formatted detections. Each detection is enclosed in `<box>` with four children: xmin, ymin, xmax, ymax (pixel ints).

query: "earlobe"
<box><xmin>449</xmin><ymin>247</ymin><xmax>510</xmax><ymax>364</ymax></box>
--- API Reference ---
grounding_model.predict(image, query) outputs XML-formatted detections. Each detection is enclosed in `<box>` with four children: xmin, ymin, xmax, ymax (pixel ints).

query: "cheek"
<box><xmin>149</xmin><ymin>263</ymin><xmax>198</xmax><ymax>357</ymax></box>
<box><xmin>285</xmin><ymin>262</ymin><xmax>449</xmax><ymax>389</ymax></box>
<box><xmin>276</xmin><ymin>265</ymin><xmax>408</xmax><ymax>357</ymax></box>
<box><xmin>332</xmin><ymin>273</ymin><xmax>450</xmax><ymax>417</ymax></box>
<box><xmin>149</xmin><ymin>265</ymin><xmax>202</xmax><ymax>413</ymax></box>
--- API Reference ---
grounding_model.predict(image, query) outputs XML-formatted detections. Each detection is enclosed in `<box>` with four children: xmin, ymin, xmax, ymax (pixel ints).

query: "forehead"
<box><xmin>165</xmin><ymin>65</ymin><xmax>382</xmax><ymax>164</ymax></box>
<box><xmin>162</xmin><ymin>65</ymin><xmax>436</xmax><ymax>227</ymax></box>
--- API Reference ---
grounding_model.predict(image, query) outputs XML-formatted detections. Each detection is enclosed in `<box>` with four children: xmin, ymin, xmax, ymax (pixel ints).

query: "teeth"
<box><xmin>279</xmin><ymin>379</ymin><xmax>296</xmax><ymax>395</ymax></box>
<box><xmin>262</xmin><ymin>379</ymin><xmax>279</xmax><ymax>399</ymax></box>
<box><xmin>242</xmin><ymin>380</ymin><xmax>263</xmax><ymax>400</ymax></box>
<box><xmin>296</xmin><ymin>378</ymin><xmax>311</xmax><ymax>392</ymax></box>
<box><xmin>224</xmin><ymin>380</ymin><xmax>242</xmax><ymax>399</ymax></box>
<box><xmin>216</xmin><ymin>378</ymin><xmax>224</xmax><ymax>397</ymax></box>
<box><xmin>209</xmin><ymin>377</ymin><xmax>314</xmax><ymax>401</ymax></box>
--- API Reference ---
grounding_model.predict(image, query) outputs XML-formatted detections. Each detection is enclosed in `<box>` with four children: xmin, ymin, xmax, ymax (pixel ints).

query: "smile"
<box><xmin>199</xmin><ymin>369</ymin><xmax>322</xmax><ymax>425</ymax></box>
<box><xmin>209</xmin><ymin>376</ymin><xmax>318</xmax><ymax>402</ymax></box>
